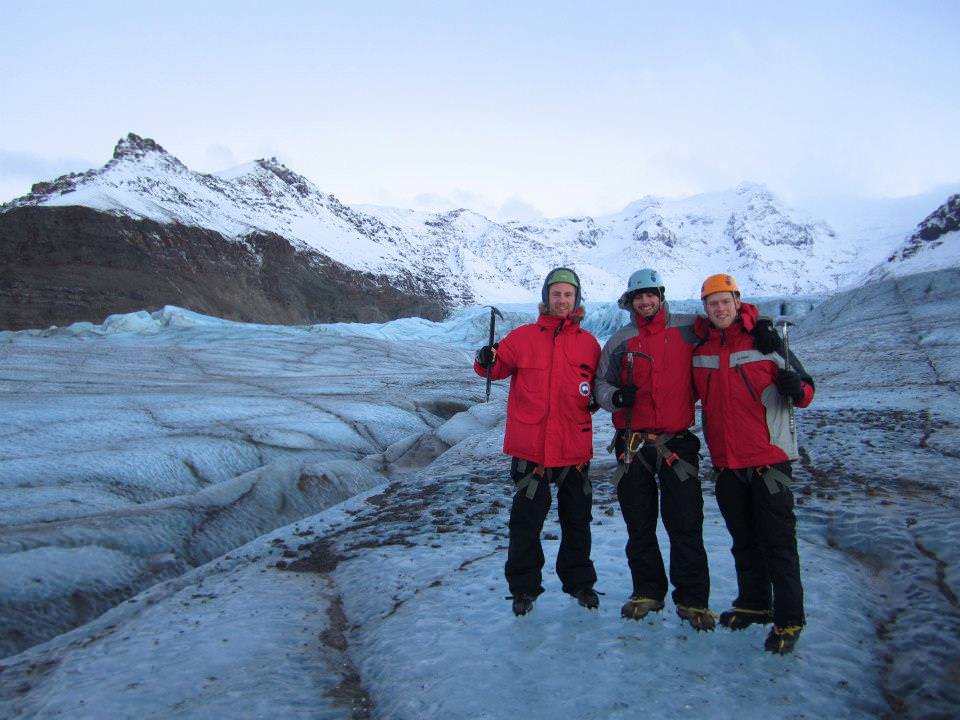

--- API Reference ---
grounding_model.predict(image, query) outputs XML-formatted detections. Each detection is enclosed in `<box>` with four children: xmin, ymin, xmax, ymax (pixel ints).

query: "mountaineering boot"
<box><xmin>511</xmin><ymin>593</ymin><xmax>535</xmax><ymax>616</ymax></box>
<box><xmin>676</xmin><ymin>605</ymin><xmax>718</xmax><ymax>632</ymax></box>
<box><xmin>620</xmin><ymin>595</ymin><xmax>665</xmax><ymax>620</ymax></box>
<box><xmin>574</xmin><ymin>587</ymin><xmax>600</xmax><ymax>610</ymax></box>
<box><xmin>764</xmin><ymin>625</ymin><xmax>802</xmax><ymax>654</ymax></box>
<box><xmin>718</xmin><ymin>607</ymin><xmax>774</xmax><ymax>631</ymax></box>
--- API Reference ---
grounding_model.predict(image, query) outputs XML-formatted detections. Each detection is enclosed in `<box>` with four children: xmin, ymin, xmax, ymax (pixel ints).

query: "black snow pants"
<box><xmin>615</xmin><ymin>430</ymin><xmax>710</xmax><ymax>607</ymax></box>
<box><xmin>715</xmin><ymin>463</ymin><xmax>805</xmax><ymax>627</ymax></box>
<box><xmin>504</xmin><ymin>457</ymin><xmax>597</xmax><ymax>597</ymax></box>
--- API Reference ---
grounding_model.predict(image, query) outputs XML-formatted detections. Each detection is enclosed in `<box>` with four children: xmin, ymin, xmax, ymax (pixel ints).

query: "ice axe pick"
<box><xmin>485</xmin><ymin>306</ymin><xmax>504</xmax><ymax>402</ymax></box>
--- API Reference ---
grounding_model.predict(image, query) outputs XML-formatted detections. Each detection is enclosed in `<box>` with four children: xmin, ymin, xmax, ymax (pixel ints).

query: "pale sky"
<box><xmin>2</xmin><ymin>1</ymin><xmax>958</xmax><ymax>220</ymax></box>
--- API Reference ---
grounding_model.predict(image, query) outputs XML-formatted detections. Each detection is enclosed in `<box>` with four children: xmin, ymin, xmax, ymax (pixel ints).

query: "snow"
<box><xmin>881</xmin><ymin>229</ymin><xmax>960</xmax><ymax>278</ymax></box>
<box><xmin>1</xmin><ymin>271</ymin><xmax>959</xmax><ymax>718</ymax></box>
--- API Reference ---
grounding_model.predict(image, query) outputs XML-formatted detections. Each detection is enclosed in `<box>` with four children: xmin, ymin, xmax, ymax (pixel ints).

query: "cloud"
<box><xmin>495</xmin><ymin>195</ymin><xmax>545</xmax><ymax>223</ymax></box>
<box><xmin>203</xmin><ymin>144</ymin><xmax>237</xmax><ymax>172</ymax></box>
<box><xmin>0</xmin><ymin>150</ymin><xmax>96</xmax><ymax>202</ymax></box>
<box><xmin>412</xmin><ymin>189</ymin><xmax>487</xmax><ymax>213</ymax></box>
<box><xmin>0</xmin><ymin>150</ymin><xmax>93</xmax><ymax>180</ymax></box>
<box><xmin>409</xmin><ymin>190</ymin><xmax>547</xmax><ymax>223</ymax></box>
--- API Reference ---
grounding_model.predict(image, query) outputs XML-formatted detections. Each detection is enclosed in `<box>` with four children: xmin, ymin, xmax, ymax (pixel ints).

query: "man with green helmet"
<box><xmin>473</xmin><ymin>267</ymin><xmax>601</xmax><ymax>616</ymax></box>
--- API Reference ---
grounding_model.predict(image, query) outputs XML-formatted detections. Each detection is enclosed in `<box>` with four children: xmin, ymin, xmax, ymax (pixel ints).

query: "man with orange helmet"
<box><xmin>693</xmin><ymin>273</ymin><xmax>814</xmax><ymax>654</ymax></box>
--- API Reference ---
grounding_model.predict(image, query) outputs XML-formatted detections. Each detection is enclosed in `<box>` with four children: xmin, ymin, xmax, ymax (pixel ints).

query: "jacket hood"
<box><xmin>694</xmin><ymin>301</ymin><xmax>760</xmax><ymax>338</ymax></box>
<box><xmin>738</xmin><ymin>302</ymin><xmax>760</xmax><ymax>331</ymax></box>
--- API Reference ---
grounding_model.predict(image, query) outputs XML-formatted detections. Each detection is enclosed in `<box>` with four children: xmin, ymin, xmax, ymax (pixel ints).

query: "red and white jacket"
<box><xmin>595</xmin><ymin>302</ymin><xmax>699</xmax><ymax>433</ymax></box>
<box><xmin>474</xmin><ymin>308</ymin><xmax>600</xmax><ymax>468</ymax></box>
<box><xmin>692</xmin><ymin>303</ymin><xmax>814</xmax><ymax>470</ymax></box>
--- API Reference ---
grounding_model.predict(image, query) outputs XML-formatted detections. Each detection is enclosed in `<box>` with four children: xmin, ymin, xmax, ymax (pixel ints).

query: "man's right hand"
<box><xmin>612</xmin><ymin>385</ymin><xmax>636</xmax><ymax>408</ymax></box>
<box><xmin>476</xmin><ymin>344</ymin><xmax>498</xmax><ymax>368</ymax></box>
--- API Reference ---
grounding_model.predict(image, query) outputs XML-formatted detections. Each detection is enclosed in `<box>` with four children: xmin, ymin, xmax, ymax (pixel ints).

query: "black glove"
<box><xmin>776</xmin><ymin>370</ymin><xmax>804</xmax><ymax>403</ymax></box>
<box><xmin>751</xmin><ymin>318</ymin><xmax>782</xmax><ymax>355</ymax></box>
<box><xmin>612</xmin><ymin>385</ymin><xmax>637</xmax><ymax>408</ymax></box>
<box><xmin>475</xmin><ymin>343</ymin><xmax>498</xmax><ymax>368</ymax></box>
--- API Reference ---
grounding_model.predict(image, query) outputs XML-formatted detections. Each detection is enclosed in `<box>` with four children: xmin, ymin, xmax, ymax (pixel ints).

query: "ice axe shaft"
<box><xmin>777</xmin><ymin>320</ymin><xmax>797</xmax><ymax>438</ymax></box>
<box><xmin>620</xmin><ymin>350</ymin><xmax>653</xmax><ymax>466</ymax></box>
<box><xmin>485</xmin><ymin>306</ymin><xmax>504</xmax><ymax>402</ymax></box>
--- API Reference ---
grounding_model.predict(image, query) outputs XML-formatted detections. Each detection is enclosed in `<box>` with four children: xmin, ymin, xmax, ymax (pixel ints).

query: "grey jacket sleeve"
<box><xmin>595</xmin><ymin>323</ymin><xmax>635</xmax><ymax>411</ymax></box>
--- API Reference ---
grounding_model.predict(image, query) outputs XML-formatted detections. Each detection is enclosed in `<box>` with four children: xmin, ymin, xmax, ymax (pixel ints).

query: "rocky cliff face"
<box><xmin>0</xmin><ymin>205</ymin><xmax>449</xmax><ymax>330</ymax></box>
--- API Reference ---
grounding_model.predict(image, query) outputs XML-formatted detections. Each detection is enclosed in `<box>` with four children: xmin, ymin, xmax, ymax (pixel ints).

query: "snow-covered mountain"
<box><xmin>859</xmin><ymin>194</ymin><xmax>960</xmax><ymax>284</ymax></box>
<box><xmin>3</xmin><ymin>134</ymin><xmax>873</xmax><ymax>323</ymax></box>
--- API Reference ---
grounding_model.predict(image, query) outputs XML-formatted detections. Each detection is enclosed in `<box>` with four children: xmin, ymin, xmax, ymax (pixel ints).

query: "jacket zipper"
<box><xmin>737</xmin><ymin>365</ymin><xmax>757</xmax><ymax>402</ymax></box>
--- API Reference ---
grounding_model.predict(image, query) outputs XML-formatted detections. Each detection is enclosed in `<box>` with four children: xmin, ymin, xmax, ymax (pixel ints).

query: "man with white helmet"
<box><xmin>595</xmin><ymin>269</ymin><xmax>715</xmax><ymax>630</ymax></box>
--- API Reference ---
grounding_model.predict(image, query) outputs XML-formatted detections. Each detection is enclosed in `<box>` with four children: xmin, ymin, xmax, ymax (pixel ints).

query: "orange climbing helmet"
<box><xmin>700</xmin><ymin>273</ymin><xmax>740</xmax><ymax>299</ymax></box>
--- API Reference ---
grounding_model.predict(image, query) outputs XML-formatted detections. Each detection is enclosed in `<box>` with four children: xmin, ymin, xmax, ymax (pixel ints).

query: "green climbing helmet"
<box><xmin>542</xmin><ymin>267</ymin><xmax>582</xmax><ymax>307</ymax></box>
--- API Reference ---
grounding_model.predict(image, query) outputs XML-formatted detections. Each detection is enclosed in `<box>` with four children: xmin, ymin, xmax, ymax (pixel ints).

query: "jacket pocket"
<box><xmin>567</xmin><ymin>420</ymin><xmax>594</xmax><ymax>459</ymax></box>
<box><xmin>511</xmin><ymin>360</ymin><xmax>548</xmax><ymax>424</ymax></box>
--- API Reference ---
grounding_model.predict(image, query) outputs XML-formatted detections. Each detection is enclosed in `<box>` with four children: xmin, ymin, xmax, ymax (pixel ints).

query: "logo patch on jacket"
<box><xmin>578</xmin><ymin>381</ymin><xmax>590</xmax><ymax>396</ymax></box>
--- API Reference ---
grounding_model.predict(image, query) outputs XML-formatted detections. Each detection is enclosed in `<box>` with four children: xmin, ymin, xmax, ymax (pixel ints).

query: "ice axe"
<box><xmin>777</xmin><ymin>319</ymin><xmax>797</xmax><ymax>439</ymax></box>
<box><xmin>485</xmin><ymin>305</ymin><xmax>504</xmax><ymax>402</ymax></box>
<box><xmin>612</xmin><ymin>349</ymin><xmax>653</xmax><ymax>485</ymax></box>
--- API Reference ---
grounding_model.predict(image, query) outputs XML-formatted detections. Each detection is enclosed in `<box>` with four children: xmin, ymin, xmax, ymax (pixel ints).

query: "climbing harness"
<box><xmin>514</xmin><ymin>458</ymin><xmax>590</xmax><ymax>499</ymax></box>
<box><xmin>724</xmin><ymin>464</ymin><xmax>792</xmax><ymax>495</ymax></box>
<box><xmin>611</xmin><ymin>431</ymin><xmax>698</xmax><ymax>488</ymax></box>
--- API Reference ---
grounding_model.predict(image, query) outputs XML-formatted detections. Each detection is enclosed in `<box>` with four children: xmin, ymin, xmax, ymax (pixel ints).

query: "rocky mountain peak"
<box><xmin>890</xmin><ymin>194</ymin><xmax>959</xmax><ymax>262</ymax></box>
<box><xmin>254</xmin><ymin>157</ymin><xmax>315</xmax><ymax>197</ymax></box>
<box><xmin>735</xmin><ymin>181</ymin><xmax>768</xmax><ymax>196</ymax></box>
<box><xmin>915</xmin><ymin>194</ymin><xmax>960</xmax><ymax>243</ymax></box>
<box><xmin>109</xmin><ymin>133</ymin><xmax>187</xmax><ymax>173</ymax></box>
<box><xmin>621</xmin><ymin>196</ymin><xmax>662</xmax><ymax>216</ymax></box>
<box><xmin>113</xmin><ymin>133</ymin><xmax>168</xmax><ymax>160</ymax></box>
<box><xmin>858</xmin><ymin>194</ymin><xmax>960</xmax><ymax>285</ymax></box>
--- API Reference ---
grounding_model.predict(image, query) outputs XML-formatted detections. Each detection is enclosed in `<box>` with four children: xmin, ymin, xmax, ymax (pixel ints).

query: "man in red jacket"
<box><xmin>474</xmin><ymin>267</ymin><xmax>601</xmax><ymax>616</ymax></box>
<box><xmin>693</xmin><ymin>273</ymin><xmax>814</xmax><ymax>654</ymax></box>
<box><xmin>595</xmin><ymin>268</ymin><xmax>715</xmax><ymax>630</ymax></box>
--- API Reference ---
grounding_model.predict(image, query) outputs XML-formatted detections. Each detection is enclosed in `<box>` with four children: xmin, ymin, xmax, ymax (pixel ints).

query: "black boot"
<box><xmin>574</xmin><ymin>587</ymin><xmax>600</xmax><ymax>610</ymax></box>
<box><xmin>620</xmin><ymin>596</ymin><xmax>665</xmax><ymax>620</ymax></box>
<box><xmin>718</xmin><ymin>607</ymin><xmax>773</xmax><ymax>631</ymax></box>
<box><xmin>764</xmin><ymin>625</ymin><xmax>802</xmax><ymax>654</ymax></box>
<box><xmin>511</xmin><ymin>593</ymin><xmax>535</xmax><ymax>616</ymax></box>
<box><xmin>676</xmin><ymin>605</ymin><xmax>718</xmax><ymax>632</ymax></box>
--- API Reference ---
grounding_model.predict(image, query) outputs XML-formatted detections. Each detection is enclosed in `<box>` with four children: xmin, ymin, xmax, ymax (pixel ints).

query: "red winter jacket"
<box><xmin>595</xmin><ymin>302</ymin><xmax>699</xmax><ymax>433</ymax></box>
<box><xmin>474</xmin><ymin>308</ymin><xmax>600</xmax><ymax>468</ymax></box>
<box><xmin>692</xmin><ymin>303</ymin><xmax>814</xmax><ymax>470</ymax></box>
